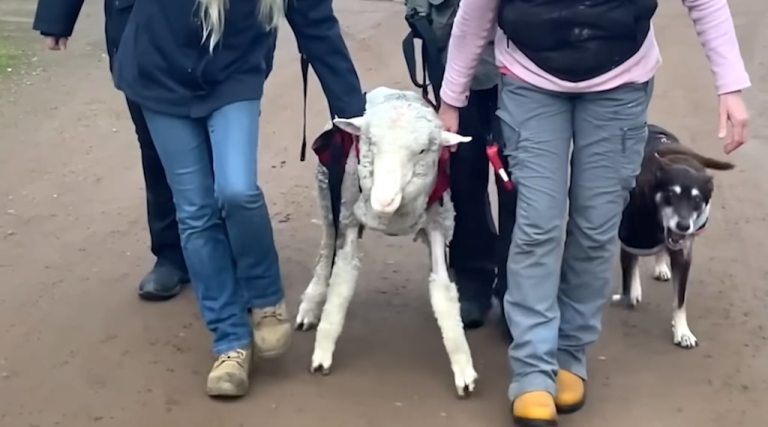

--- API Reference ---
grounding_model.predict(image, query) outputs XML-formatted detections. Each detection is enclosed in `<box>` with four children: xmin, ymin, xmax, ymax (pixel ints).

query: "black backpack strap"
<box><xmin>300</xmin><ymin>53</ymin><xmax>310</xmax><ymax>162</ymax></box>
<box><xmin>403</xmin><ymin>11</ymin><xmax>446</xmax><ymax>108</ymax></box>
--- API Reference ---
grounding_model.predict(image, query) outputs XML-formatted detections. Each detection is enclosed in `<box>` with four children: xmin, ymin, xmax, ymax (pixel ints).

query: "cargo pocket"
<box><xmin>616</xmin><ymin>123</ymin><xmax>648</xmax><ymax>192</ymax></box>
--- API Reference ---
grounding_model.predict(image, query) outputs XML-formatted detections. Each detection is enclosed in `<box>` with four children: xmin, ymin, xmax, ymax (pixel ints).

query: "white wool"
<box><xmin>296</xmin><ymin>87</ymin><xmax>477</xmax><ymax>397</ymax></box>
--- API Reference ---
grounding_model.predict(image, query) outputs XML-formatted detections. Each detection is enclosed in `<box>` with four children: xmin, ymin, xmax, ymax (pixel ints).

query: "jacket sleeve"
<box><xmin>285</xmin><ymin>0</ymin><xmax>365</xmax><ymax>119</ymax></box>
<box><xmin>32</xmin><ymin>0</ymin><xmax>85</xmax><ymax>38</ymax></box>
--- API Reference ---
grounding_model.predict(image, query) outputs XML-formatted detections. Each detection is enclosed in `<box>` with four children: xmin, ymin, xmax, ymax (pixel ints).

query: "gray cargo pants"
<box><xmin>497</xmin><ymin>76</ymin><xmax>653</xmax><ymax>400</ymax></box>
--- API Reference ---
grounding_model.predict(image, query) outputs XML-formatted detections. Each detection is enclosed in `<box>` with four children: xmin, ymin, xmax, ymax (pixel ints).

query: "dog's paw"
<box><xmin>452</xmin><ymin>363</ymin><xmax>478</xmax><ymax>398</ymax></box>
<box><xmin>653</xmin><ymin>263</ymin><xmax>672</xmax><ymax>282</ymax></box>
<box><xmin>672</xmin><ymin>321</ymin><xmax>698</xmax><ymax>349</ymax></box>
<box><xmin>295</xmin><ymin>302</ymin><xmax>322</xmax><ymax>331</ymax></box>
<box><xmin>610</xmin><ymin>293</ymin><xmax>640</xmax><ymax>309</ymax></box>
<box><xmin>310</xmin><ymin>349</ymin><xmax>333</xmax><ymax>375</ymax></box>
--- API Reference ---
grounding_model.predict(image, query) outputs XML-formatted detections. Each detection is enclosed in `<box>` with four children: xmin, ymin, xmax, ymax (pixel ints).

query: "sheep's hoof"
<box><xmin>295</xmin><ymin>320</ymin><xmax>317</xmax><ymax>332</ymax></box>
<box><xmin>295</xmin><ymin>303</ymin><xmax>321</xmax><ymax>332</ymax></box>
<box><xmin>310</xmin><ymin>363</ymin><xmax>332</xmax><ymax>376</ymax></box>
<box><xmin>453</xmin><ymin>366</ymin><xmax>478</xmax><ymax>398</ymax></box>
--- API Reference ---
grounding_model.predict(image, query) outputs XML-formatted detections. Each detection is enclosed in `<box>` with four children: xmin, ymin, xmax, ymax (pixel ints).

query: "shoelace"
<box><xmin>253</xmin><ymin>306</ymin><xmax>286</xmax><ymax>323</ymax></box>
<box><xmin>216</xmin><ymin>349</ymin><xmax>248</xmax><ymax>367</ymax></box>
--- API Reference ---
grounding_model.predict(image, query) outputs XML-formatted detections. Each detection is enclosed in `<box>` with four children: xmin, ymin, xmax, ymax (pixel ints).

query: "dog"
<box><xmin>612</xmin><ymin>124</ymin><xmax>735</xmax><ymax>349</ymax></box>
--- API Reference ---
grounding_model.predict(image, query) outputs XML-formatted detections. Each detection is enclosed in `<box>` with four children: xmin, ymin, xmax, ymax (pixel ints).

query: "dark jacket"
<box><xmin>278</xmin><ymin>0</ymin><xmax>365</xmax><ymax>119</ymax></box>
<box><xmin>33</xmin><ymin>0</ymin><xmax>134</xmax><ymax>70</ymax></box>
<box><xmin>110</xmin><ymin>0</ymin><xmax>275</xmax><ymax>118</ymax></box>
<box><xmin>498</xmin><ymin>0</ymin><xmax>658</xmax><ymax>82</ymax></box>
<box><xmin>33</xmin><ymin>0</ymin><xmax>364</xmax><ymax>120</ymax></box>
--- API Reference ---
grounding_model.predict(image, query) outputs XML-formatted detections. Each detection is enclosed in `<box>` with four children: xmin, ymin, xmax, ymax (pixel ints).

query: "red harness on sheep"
<box><xmin>311</xmin><ymin>125</ymin><xmax>451</xmax><ymax>209</ymax></box>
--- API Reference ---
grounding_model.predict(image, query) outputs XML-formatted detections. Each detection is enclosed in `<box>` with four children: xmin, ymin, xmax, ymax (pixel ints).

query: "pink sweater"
<box><xmin>441</xmin><ymin>0</ymin><xmax>752</xmax><ymax>108</ymax></box>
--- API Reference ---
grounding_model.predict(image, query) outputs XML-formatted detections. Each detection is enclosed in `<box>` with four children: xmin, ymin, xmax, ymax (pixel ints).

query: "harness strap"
<box><xmin>300</xmin><ymin>54</ymin><xmax>310</xmax><ymax>162</ymax></box>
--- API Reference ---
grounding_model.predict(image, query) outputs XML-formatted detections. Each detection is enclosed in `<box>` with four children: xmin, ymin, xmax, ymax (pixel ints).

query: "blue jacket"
<box><xmin>34</xmin><ymin>0</ymin><xmax>364</xmax><ymax>119</ymax></box>
<box><xmin>110</xmin><ymin>0</ymin><xmax>274</xmax><ymax>118</ymax></box>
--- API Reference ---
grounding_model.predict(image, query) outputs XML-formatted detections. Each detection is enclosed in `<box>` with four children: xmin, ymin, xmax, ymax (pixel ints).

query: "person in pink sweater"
<box><xmin>438</xmin><ymin>0</ymin><xmax>750</xmax><ymax>425</ymax></box>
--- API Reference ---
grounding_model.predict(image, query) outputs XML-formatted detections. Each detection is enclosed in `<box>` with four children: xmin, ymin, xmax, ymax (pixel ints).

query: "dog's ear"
<box><xmin>705</xmin><ymin>174</ymin><xmax>715</xmax><ymax>194</ymax></box>
<box><xmin>654</xmin><ymin>152</ymin><xmax>674</xmax><ymax>179</ymax></box>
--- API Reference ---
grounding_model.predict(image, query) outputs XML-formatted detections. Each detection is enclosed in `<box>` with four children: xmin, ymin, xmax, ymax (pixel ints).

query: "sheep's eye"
<box><xmin>418</xmin><ymin>149</ymin><xmax>426</xmax><ymax>155</ymax></box>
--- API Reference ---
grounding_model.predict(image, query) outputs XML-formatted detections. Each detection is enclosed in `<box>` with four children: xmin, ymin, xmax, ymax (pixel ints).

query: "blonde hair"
<box><xmin>197</xmin><ymin>0</ymin><xmax>284</xmax><ymax>51</ymax></box>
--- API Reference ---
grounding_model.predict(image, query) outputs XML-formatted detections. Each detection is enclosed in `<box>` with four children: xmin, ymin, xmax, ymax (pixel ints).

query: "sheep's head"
<box><xmin>334</xmin><ymin>88</ymin><xmax>471</xmax><ymax>216</ymax></box>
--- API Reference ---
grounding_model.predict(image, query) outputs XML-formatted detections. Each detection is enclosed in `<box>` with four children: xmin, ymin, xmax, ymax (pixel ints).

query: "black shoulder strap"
<box><xmin>403</xmin><ymin>12</ymin><xmax>446</xmax><ymax>108</ymax></box>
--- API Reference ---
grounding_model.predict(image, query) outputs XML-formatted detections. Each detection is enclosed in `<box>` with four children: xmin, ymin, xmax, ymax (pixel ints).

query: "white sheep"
<box><xmin>295</xmin><ymin>86</ymin><xmax>478</xmax><ymax>397</ymax></box>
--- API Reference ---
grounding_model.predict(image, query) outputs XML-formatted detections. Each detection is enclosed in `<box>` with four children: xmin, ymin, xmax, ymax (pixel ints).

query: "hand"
<box><xmin>44</xmin><ymin>36</ymin><xmax>68</xmax><ymax>51</ymax></box>
<box><xmin>438</xmin><ymin>102</ymin><xmax>460</xmax><ymax>151</ymax></box>
<box><xmin>718</xmin><ymin>91</ymin><xmax>748</xmax><ymax>154</ymax></box>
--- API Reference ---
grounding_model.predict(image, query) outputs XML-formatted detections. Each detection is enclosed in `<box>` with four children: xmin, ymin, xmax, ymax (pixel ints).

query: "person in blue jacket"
<box><xmin>34</xmin><ymin>0</ymin><xmax>365</xmax><ymax>398</ymax></box>
<box><xmin>34</xmin><ymin>0</ymin><xmax>189</xmax><ymax>302</ymax></box>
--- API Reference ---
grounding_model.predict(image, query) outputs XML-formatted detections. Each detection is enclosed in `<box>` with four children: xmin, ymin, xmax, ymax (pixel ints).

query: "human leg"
<box><xmin>125</xmin><ymin>98</ymin><xmax>188</xmax><ymax>301</ymax></box>
<box><xmin>556</xmin><ymin>80</ymin><xmax>653</xmax><ymax>409</ymax></box>
<box><xmin>205</xmin><ymin>100</ymin><xmax>290</xmax><ymax>358</ymax></box>
<box><xmin>497</xmin><ymin>78</ymin><xmax>572</xmax><ymax>425</ymax></box>
<box><xmin>492</xmin><ymin>108</ymin><xmax>518</xmax><ymax>343</ymax></box>
<box><xmin>449</xmin><ymin>86</ymin><xmax>499</xmax><ymax>329</ymax></box>
<box><xmin>141</xmin><ymin>107</ymin><xmax>253</xmax><ymax>395</ymax></box>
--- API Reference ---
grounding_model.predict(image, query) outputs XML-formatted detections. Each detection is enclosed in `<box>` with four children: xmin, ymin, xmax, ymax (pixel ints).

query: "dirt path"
<box><xmin>1</xmin><ymin>1</ymin><xmax>767</xmax><ymax>426</ymax></box>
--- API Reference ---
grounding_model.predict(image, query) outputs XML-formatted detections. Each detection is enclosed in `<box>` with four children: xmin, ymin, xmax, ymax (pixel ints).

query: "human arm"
<box><xmin>285</xmin><ymin>0</ymin><xmax>365</xmax><ymax>118</ymax></box>
<box><xmin>683</xmin><ymin>0</ymin><xmax>751</xmax><ymax>153</ymax></box>
<box><xmin>32</xmin><ymin>0</ymin><xmax>85</xmax><ymax>49</ymax></box>
<box><xmin>438</xmin><ymin>0</ymin><xmax>499</xmax><ymax>109</ymax></box>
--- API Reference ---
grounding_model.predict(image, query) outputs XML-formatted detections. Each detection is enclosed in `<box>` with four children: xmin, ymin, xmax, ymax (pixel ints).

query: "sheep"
<box><xmin>294</xmin><ymin>86</ymin><xmax>478</xmax><ymax>397</ymax></box>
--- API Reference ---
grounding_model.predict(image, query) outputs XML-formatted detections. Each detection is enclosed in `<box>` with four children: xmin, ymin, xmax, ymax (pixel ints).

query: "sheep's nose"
<box><xmin>371</xmin><ymin>191</ymin><xmax>402</xmax><ymax>214</ymax></box>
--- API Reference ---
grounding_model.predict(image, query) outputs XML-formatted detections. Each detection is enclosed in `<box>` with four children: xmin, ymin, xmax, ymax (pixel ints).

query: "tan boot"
<box><xmin>251</xmin><ymin>301</ymin><xmax>292</xmax><ymax>359</ymax></box>
<box><xmin>512</xmin><ymin>391</ymin><xmax>558</xmax><ymax>427</ymax></box>
<box><xmin>206</xmin><ymin>348</ymin><xmax>251</xmax><ymax>397</ymax></box>
<box><xmin>555</xmin><ymin>370</ymin><xmax>586</xmax><ymax>414</ymax></box>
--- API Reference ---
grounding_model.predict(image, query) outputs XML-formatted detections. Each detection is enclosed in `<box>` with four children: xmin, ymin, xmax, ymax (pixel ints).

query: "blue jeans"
<box><xmin>142</xmin><ymin>100</ymin><xmax>284</xmax><ymax>355</ymax></box>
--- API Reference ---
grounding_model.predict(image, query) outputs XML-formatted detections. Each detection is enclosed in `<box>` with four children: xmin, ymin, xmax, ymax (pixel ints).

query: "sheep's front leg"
<box><xmin>427</xmin><ymin>227</ymin><xmax>478</xmax><ymax>397</ymax></box>
<box><xmin>296</xmin><ymin>224</ymin><xmax>335</xmax><ymax>331</ymax></box>
<box><xmin>310</xmin><ymin>226</ymin><xmax>361</xmax><ymax>374</ymax></box>
<box><xmin>296</xmin><ymin>165</ymin><xmax>337</xmax><ymax>331</ymax></box>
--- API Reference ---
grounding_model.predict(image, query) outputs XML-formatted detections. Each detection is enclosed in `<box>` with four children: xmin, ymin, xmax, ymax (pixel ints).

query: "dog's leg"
<box><xmin>427</xmin><ymin>227</ymin><xmax>478</xmax><ymax>397</ymax></box>
<box><xmin>612</xmin><ymin>247</ymin><xmax>642</xmax><ymax>308</ymax></box>
<box><xmin>653</xmin><ymin>249</ymin><xmax>672</xmax><ymax>282</ymax></box>
<box><xmin>669</xmin><ymin>242</ymin><xmax>697</xmax><ymax>349</ymax></box>
<box><xmin>296</xmin><ymin>224</ymin><xmax>335</xmax><ymax>331</ymax></box>
<box><xmin>310</xmin><ymin>227</ymin><xmax>361</xmax><ymax>374</ymax></box>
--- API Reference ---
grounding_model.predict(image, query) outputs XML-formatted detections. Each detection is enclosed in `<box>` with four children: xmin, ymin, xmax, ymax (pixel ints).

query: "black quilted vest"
<box><xmin>498</xmin><ymin>0</ymin><xmax>658</xmax><ymax>82</ymax></box>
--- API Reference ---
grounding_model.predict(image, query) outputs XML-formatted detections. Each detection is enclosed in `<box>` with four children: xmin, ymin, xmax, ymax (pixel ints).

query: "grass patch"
<box><xmin>0</xmin><ymin>38</ymin><xmax>19</xmax><ymax>75</ymax></box>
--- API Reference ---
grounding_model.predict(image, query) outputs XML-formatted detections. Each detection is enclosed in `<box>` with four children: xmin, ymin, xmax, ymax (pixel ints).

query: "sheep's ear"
<box><xmin>441</xmin><ymin>131</ymin><xmax>472</xmax><ymax>147</ymax></box>
<box><xmin>333</xmin><ymin>116</ymin><xmax>365</xmax><ymax>136</ymax></box>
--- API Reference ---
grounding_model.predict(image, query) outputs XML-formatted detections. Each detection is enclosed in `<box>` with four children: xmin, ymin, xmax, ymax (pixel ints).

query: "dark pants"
<box><xmin>449</xmin><ymin>86</ymin><xmax>517</xmax><ymax>308</ymax></box>
<box><xmin>125</xmin><ymin>98</ymin><xmax>186</xmax><ymax>274</ymax></box>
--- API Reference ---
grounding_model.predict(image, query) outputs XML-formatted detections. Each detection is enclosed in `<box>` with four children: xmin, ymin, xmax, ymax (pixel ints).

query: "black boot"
<box><xmin>138</xmin><ymin>262</ymin><xmax>190</xmax><ymax>301</ymax></box>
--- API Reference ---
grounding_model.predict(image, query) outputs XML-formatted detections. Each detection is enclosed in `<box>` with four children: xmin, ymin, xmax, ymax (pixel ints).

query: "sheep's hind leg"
<box><xmin>310</xmin><ymin>227</ymin><xmax>361</xmax><ymax>375</ymax></box>
<box><xmin>427</xmin><ymin>227</ymin><xmax>478</xmax><ymax>397</ymax></box>
<box><xmin>296</xmin><ymin>223</ymin><xmax>335</xmax><ymax>331</ymax></box>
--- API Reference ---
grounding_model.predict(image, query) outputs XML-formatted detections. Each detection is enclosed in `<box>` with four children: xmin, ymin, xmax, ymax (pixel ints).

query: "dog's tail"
<box><xmin>656</xmin><ymin>144</ymin><xmax>735</xmax><ymax>171</ymax></box>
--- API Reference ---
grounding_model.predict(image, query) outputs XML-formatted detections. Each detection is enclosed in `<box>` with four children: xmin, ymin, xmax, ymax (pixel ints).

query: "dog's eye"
<box><xmin>661</xmin><ymin>191</ymin><xmax>673</xmax><ymax>205</ymax></box>
<box><xmin>418</xmin><ymin>149</ymin><xmax>426</xmax><ymax>155</ymax></box>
